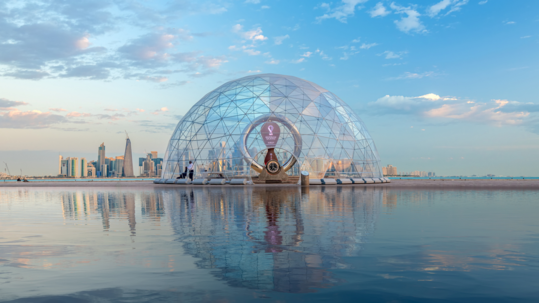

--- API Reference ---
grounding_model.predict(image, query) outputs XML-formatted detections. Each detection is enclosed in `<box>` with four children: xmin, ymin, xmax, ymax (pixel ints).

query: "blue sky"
<box><xmin>0</xmin><ymin>0</ymin><xmax>538</xmax><ymax>176</ymax></box>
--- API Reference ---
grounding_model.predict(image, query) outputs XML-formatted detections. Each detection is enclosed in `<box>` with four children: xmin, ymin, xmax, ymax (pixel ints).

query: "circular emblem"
<box><xmin>266</xmin><ymin>160</ymin><xmax>280</xmax><ymax>174</ymax></box>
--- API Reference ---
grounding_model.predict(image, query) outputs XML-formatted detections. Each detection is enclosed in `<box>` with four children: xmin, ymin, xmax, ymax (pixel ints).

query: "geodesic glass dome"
<box><xmin>162</xmin><ymin>73</ymin><xmax>382</xmax><ymax>182</ymax></box>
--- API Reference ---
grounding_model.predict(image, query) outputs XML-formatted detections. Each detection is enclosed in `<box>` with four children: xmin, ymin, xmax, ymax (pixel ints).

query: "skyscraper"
<box><xmin>81</xmin><ymin>158</ymin><xmax>87</xmax><ymax>177</ymax></box>
<box><xmin>98</xmin><ymin>143</ymin><xmax>105</xmax><ymax>174</ymax></box>
<box><xmin>115</xmin><ymin>156</ymin><xmax>124</xmax><ymax>177</ymax></box>
<box><xmin>58</xmin><ymin>155</ymin><xmax>63</xmax><ymax>175</ymax></box>
<box><xmin>70</xmin><ymin>157</ymin><xmax>79</xmax><ymax>177</ymax></box>
<box><xmin>61</xmin><ymin>158</ymin><xmax>69</xmax><ymax>176</ymax></box>
<box><xmin>123</xmin><ymin>134</ymin><xmax>134</xmax><ymax>177</ymax></box>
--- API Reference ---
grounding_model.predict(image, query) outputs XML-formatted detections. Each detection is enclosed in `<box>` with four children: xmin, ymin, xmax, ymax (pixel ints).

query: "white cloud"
<box><xmin>0</xmin><ymin>98</ymin><xmax>28</xmax><ymax>109</ymax></box>
<box><xmin>316</xmin><ymin>0</ymin><xmax>368</xmax><ymax>23</ymax></box>
<box><xmin>119</xmin><ymin>33</ymin><xmax>177</xmax><ymax>61</ymax></box>
<box><xmin>351</xmin><ymin>37</ymin><xmax>361</xmax><ymax>43</ymax></box>
<box><xmin>229</xmin><ymin>45</ymin><xmax>262</xmax><ymax>56</ymax></box>
<box><xmin>0</xmin><ymin>109</ymin><xmax>69</xmax><ymax>129</ymax></box>
<box><xmin>425</xmin><ymin>100</ymin><xmax>528</xmax><ymax>126</ymax></box>
<box><xmin>283</xmin><ymin>24</ymin><xmax>300</xmax><ymax>31</ymax></box>
<box><xmin>521</xmin><ymin>36</ymin><xmax>531</xmax><ymax>39</ymax></box>
<box><xmin>390</xmin><ymin>3</ymin><xmax>426</xmax><ymax>33</ymax></box>
<box><xmin>274</xmin><ymin>34</ymin><xmax>290</xmax><ymax>45</ymax></box>
<box><xmin>140</xmin><ymin>76</ymin><xmax>168</xmax><ymax>83</ymax></box>
<box><xmin>244</xmin><ymin>28</ymin><xmax>268</xmax><ymax>41</ymax></box>
<box><xmin>428</xmin><ymin>0</ymin><xmax>468</xmax><ymax>17</ymax></box>
<box><xmin>417</xmin><ymin>93</ymin><xmax>456</xmax><ymax>101</ymax></box>
<box><xmin>66</xmin><ymin>111</ymin><xmax>92</xmax><ymax>118</ymax></box>
<box><xmin>428</xmin><ymin>0</ymin><xmax>452</xmax><ymax>17</ymax></box>
<box><xmin>381</xmin><ymin>50</ymin><xmax>406</xmax><ymax>59</ymax></box>
<box><xmin>360</xmin><ymin>43</ymin><xmax>378</xmax><ymax>49</ymax></box>
<box><xmin>478</xmin><ymin>0</ymin><xmax>488</xmax><ymax>4</ymax></box>
<box><xmin>370</xmin><ymin>95</ymin><xmax>531</xmax><ymax>126</ymax></box>
<box><xmin>315</xmin><ymin>49</ymin><xmax>332</xmax><ymax>60</ymax></box>
<box><xmin>265</xmin><ymin>59</ymin><xmax>280</xmax><ymax>64</ymax></box>
<box><xmin>291</xmin><ymin>58</ymin><xmax>305</xmax><ymax>64</ymax></box>
<box><xmin>244</xmin><ymin>49</ymin><xmax>261</xmax><ymax>56</ymax></box>
<box><xmin>232</xmin><ymin>24</ymin><xmax>268</xmax><ymax>41</ymax></box>
<box><xmin>370</xmin><ymin>2</ymin><xmax>390</xmax><ymax>17</ymax></box>
<box><xmin>505</xmin><ymin>21</ymin><xmax>515</xmax><ymax>25</ymax></box>
<box><xmin>261</xmin><ymin>5</ymin><xmax>270</xmax><ymax>9</ymax></box>
<box><xmin>245</xmin><ymin>0</ymin><xmax>260</xmax><ymax>3</ymax></box>
<box><xmin>232</xmin><ymin>24</ymin><xmax>243</xmax><ymax>32</ymax></box>
<box><xmin>301</xmin><ymin>52</ymin><xmax>313</xmax><ymax>57</ymax></box>
<box><xmin>388</xmin><ymin>71</ymin><xmax>435</xmax><ymax>80</ymax></box>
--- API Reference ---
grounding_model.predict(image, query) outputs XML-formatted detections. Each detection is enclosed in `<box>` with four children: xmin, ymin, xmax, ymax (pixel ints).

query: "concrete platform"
<box><xmin>1</xmin><ymin>179</ymin><xmax>539</xmax><ymax>190</ymax></box>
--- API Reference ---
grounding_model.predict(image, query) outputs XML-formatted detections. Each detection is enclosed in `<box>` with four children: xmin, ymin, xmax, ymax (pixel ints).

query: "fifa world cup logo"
<box><xmin>261</xmin><ymin>121</ymin><xmax>280</xmax><ymax>149</ymax></box>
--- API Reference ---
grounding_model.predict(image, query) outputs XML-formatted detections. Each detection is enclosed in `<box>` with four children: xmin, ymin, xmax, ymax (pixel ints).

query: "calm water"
<box><xmin>0</xmin><ymin>187</ymin><xmax>538</xmax><ymax>302</ymax></box>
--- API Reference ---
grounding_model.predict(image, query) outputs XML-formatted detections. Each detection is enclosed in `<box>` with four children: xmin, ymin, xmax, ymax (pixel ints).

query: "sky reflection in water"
<box><xmin>0</xmin><ymin>187</ymin><xmax>538</xmax><ymax>302</ymax></box>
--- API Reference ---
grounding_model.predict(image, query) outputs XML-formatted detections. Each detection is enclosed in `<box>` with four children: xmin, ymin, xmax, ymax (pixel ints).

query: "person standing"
<box><xmin>187</xmin><ymin>161</ymin><xmax>194</xmax><ymax>181</ymax></box>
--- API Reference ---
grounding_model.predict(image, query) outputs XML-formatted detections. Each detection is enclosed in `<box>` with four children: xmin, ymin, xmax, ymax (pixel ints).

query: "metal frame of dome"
<box><xmin>161</xmin><ymin>73</ymin><xmax>382</xmax><ymax>182</ymax></box>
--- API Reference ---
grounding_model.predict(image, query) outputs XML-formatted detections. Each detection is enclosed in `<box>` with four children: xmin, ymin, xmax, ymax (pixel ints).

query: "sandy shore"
<box><xmin>1</xmin><ymin>179</ymin><xmax>538</xmax><ymax>190</ymax></box>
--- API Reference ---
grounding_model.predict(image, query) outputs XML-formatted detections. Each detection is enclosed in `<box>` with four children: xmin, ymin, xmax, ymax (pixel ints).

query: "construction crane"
<box><xmin>4</xmin><ymin>162</ymin><xmax>10</xmax><ymax>176</ymax></box>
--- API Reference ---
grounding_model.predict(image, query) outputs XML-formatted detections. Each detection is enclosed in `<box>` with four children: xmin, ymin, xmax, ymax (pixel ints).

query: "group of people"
<box><xmin>177</xmin><ymin>161</ymin><xmax>195</xmax><ymax>181</ymax></box>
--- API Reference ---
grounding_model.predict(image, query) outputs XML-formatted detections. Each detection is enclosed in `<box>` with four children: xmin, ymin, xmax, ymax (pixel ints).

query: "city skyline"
<box><xmin>0</xmin><ymin>1</ymin><xmax>538</xmax><ymax>176</ymax></box>
<box><xmin>55</xmin><ymin>137</ymin><xmax>158</xmax><ymax>178</ymax></box>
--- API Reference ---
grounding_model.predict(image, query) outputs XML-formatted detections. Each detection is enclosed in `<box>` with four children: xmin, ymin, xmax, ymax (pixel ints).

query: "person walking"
<box><xmin>187</xmin><ymin>161</ymin><xmax>194</xmax><ymax>181</ymax></box>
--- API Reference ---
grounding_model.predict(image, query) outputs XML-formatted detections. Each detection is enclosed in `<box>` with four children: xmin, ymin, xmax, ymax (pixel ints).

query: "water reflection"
<box><xmin>56</xmin><ymin>187</ymin><xmax>382</xmax><ymax>293</ymax></box>
<box><xmin>1</xmin><ymin>187</ymin><xmax>538</xmax><ymax>302</ymax></box>
<box><xmin>165</xmin><ymin>187</ymin><xmax>381</xmax><ymax>293</ymax></box>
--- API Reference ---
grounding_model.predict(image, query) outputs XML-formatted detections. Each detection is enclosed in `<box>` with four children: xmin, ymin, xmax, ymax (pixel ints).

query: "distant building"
<box><xmin>59</xmin><ymin>156</ymin><xmax>80</xmax><ymax>177</ymax></box>
<box><xmin>69</xmin><ymin>157</ymin><xmax>79</xmax><ymax>177</ymax></box>
<box><xmin>98</xmin><ymin>143</ymin><xmax>106</xmax><ymax>174</ymax></box>
<box><xmin>410</xmin><ymin>171</ymin><xmax>428</xmax><ymax>177</ymax></box>
<box><xmin>123</xmin><ymin>136</ymin><xmax>135</xmax><ymax>177</ymax></box>
<box><xmin>101</xmin><ymin>164</ymin><xmax>108</xmax><ymax>177</ymax></box>
<box><xmin>106</xmin><ymin>157</ymin><xmax>116</xmax><ymax>177</ymax></box>
<box><xmin>60</xmin><ymin>158</ymin><xmax>69</xmax><ymax>176</ymax></box>
<box><xmin>87</xmin><ymin>163</ymin><xmax>96</xmax><ymax>177</ymax></box>
<box><xmin>141</xmin><ymin>154</ymin><xmax>155</xmax><ymax>177</ymax></box>
<box><xmin>383</xmin><ymin>164</ymin><xmax>397</xmax><ymax>176</ymax></box>
<box><xmin>115</xmin><ymin>156</ymin><xmax>125</xmax><ymax>177</ymax></box>
<box><xmin>81</xmin><ymin>158</ymin><xmax>87</xmax><ymax>177</ymax></box>
<box><xmin>139</xmin><ymin>152</ymin><xmax>163</xmax><ymax>177</ymax></box>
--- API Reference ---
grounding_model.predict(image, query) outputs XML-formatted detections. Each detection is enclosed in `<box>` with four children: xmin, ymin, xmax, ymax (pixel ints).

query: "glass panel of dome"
<box><xmin>161</xmin><ymin>74</ymin><xmax>382</xmax><ymax>182</ymax></box>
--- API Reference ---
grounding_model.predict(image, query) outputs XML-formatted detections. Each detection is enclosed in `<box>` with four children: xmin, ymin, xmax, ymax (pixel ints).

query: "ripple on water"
<box><xmin>0</xmin><ymin>187</ymin><xmax>538</xmax><ymax>302</ymax></box>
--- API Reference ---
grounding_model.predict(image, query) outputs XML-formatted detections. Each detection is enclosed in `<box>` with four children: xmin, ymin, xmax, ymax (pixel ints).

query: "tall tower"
<box><xmin>71</xmin><ymin>157</ymin><xmax>79</xmax><ymax>177</ymax></box>
<box><xmin>123</xmin><ymin>132</ymin><xmax>134</xmax><ymax>177</ymax></box>
<box><xmin>98</xmin><ymin>143</ymin><xmax>105</xmax><ymax>173</ymax></box>
<box><xmin>81</xmin><ymin>158</ymin><xmax>87</xmax><ymax>177</ymax></box>
<box><xmin>58</xmin><ymin>155</ymin><xmax>63</xmax><ymax>175</ymax></box>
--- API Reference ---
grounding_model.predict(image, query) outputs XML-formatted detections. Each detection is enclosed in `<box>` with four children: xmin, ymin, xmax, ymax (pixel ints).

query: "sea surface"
<box><xmin>0</xmin><ymin>187</ymin><xmax>538</xmax><ymax>302</ymax></box>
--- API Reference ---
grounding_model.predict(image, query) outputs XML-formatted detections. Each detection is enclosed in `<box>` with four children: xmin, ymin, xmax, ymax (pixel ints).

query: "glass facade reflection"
<box><xmin>162</xmin><ymin>74</ymin><xmax>382</xmax><ymax>181</ymax></box>
<box><xmin>165</xmin><ymin>187</ymin><xmax>381</xmax><ymax>293</ymax></box>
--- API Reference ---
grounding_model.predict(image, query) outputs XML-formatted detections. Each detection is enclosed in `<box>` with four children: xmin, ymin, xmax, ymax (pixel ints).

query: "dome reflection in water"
<box><xmin>165</xmin><ymin>187</ymin><xmax>381</xmax><ymax>293</ymax></box>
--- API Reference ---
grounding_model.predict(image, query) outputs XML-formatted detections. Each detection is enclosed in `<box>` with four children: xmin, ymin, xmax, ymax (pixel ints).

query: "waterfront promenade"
<box><xmin>1</xmin><ymin>179</ymin><xmax>539</xmax><ymax>189</ymax></box>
